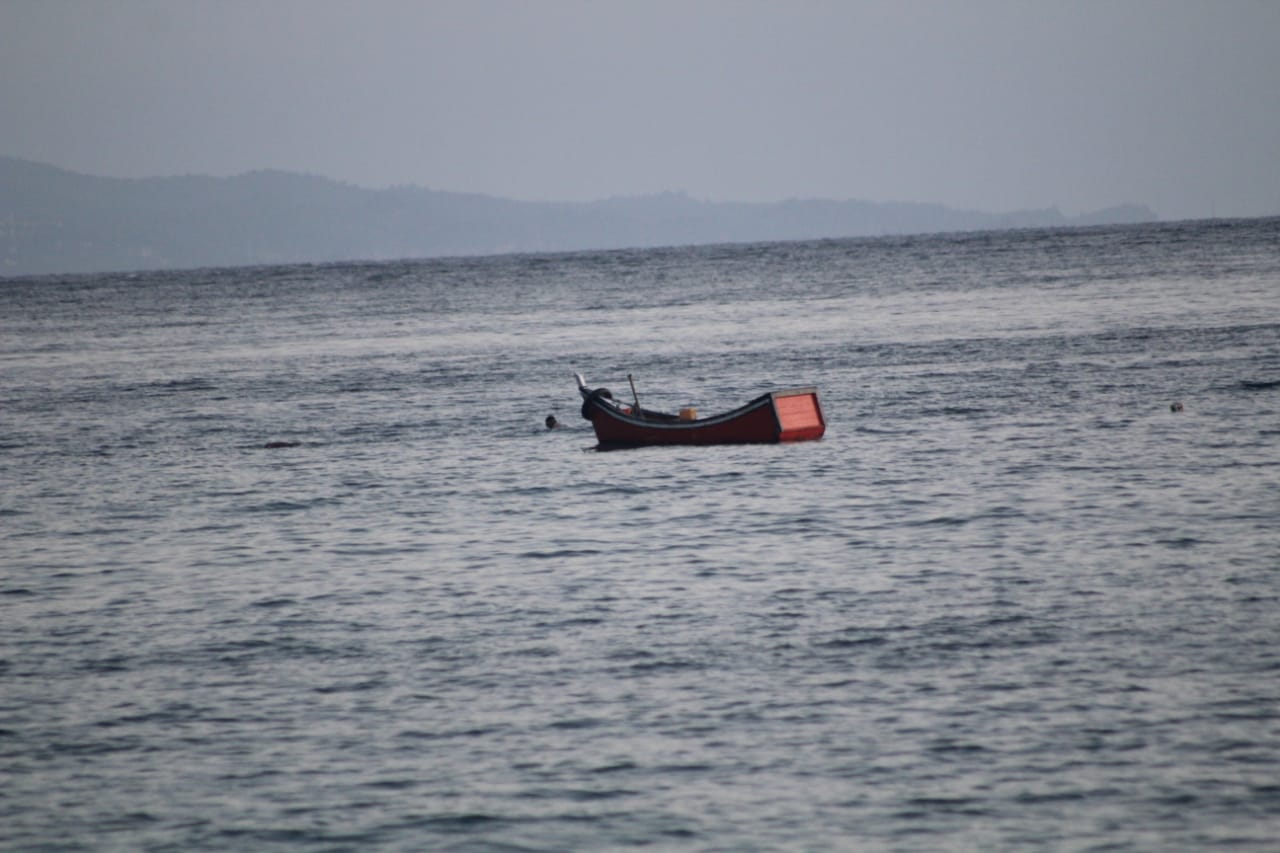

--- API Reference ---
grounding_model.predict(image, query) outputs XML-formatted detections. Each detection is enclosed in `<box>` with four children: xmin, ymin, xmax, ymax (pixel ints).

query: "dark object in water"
<box><xmin>575</xmin><ymin>372</ymin><xmax>825</xmax><ymax>448</ymax></box>
<box><xmin>263</xmin><ymin>440</ymin><xmax>302</xmax><ymax>449</ymax></box>
<box><xmin>1170</xmin><ymin>402</ymin><xmax>1184</xmax><ymax>412</ymax></box>
<box><xmin>545</xmin><ymin>415</ymin><xmax>560</xmax><ymax>429</ymax></box>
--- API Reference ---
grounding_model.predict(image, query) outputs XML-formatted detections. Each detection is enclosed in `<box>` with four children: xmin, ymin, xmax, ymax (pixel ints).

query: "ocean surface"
<box><xmin>2</xmin><ymin>218</ymin><xmax>1279</xmax><ymax>851</ymax></box>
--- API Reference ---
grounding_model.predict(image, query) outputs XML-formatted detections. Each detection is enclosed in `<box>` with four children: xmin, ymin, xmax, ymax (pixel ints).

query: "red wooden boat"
<box><xmin>575</xmin><ymin>373</ymin><xmax>825</xmax><ymax>448</ymax></box>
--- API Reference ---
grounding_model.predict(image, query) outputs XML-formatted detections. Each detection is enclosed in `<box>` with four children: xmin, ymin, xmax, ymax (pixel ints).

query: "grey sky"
<box><xmin>2</xmin><ymin>0</ymin><xmax>1277</xmax><ymax>220</ymax></box>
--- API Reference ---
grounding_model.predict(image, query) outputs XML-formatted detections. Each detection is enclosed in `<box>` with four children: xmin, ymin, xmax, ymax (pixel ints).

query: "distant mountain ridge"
<box><xmin>0</xmin><ymin>156</ymin><xmax>1158</xmax><ymax>277</ymax></box>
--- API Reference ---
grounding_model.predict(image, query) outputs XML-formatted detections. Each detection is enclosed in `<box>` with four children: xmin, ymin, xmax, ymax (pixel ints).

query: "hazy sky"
<box><xmin>3</xmin><ymin>0</ymin><xmax>1278</xmax><ymax>220</ymax></box>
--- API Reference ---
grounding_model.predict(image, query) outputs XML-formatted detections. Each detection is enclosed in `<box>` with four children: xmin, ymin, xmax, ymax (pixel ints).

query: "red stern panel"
<box><xmin>773</xmin><ymin>390</ymin><xmax>826</xmax><ymax>441</ymax></box>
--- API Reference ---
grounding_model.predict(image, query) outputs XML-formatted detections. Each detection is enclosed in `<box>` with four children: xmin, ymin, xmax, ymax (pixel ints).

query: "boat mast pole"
<box><xmin>627</xmin><ymin>373</ymin><xmax>641</xmax><ymax>411</ymax></box>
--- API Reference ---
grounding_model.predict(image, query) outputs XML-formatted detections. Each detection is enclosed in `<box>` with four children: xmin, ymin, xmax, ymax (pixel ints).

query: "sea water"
<box><xmin>2</xmin><ymin>219</ymin><xmax>1279</xmax><ymax>850</ymax></box>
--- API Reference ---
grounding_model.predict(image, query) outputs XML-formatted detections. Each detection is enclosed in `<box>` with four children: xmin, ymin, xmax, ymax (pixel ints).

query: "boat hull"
<box><xmin>579</xmin><ymin>382</ymin><xmax>825</xmax><ymax>448</ymax></box>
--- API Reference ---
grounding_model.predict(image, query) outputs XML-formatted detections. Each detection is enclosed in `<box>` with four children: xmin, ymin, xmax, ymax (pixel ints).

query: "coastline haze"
<box><xmin>2</xmin><ymin>0</ymin><xmax>1278</xmax><ymax>222</ymax></box>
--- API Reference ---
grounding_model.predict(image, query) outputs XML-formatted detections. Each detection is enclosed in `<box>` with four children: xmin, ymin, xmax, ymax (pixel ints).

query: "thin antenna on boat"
<box><xmin>627</xmin><ymin>373</ymin><xmax>641</xmax><ymax>411</ymax></box>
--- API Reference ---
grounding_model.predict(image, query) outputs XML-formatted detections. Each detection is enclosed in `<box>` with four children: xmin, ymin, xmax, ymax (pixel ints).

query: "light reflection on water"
<box><xmin>2</xmin><ymin>218</ymin><xmax>1279</xmax><ymax>850</ymax></box>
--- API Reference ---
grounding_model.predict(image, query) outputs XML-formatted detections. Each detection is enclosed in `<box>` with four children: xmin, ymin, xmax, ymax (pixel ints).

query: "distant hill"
<box><xmin>0</xmin><ymin>156</ymin><xmax>1158</xmax><ymax>277</ymax></box>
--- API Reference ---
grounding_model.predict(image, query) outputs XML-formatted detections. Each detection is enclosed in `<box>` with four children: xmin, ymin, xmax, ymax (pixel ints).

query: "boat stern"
<box><xmin>772</xmin><ymin>388</ymin><xmax>825</xmax><ymax>441</ymax></box>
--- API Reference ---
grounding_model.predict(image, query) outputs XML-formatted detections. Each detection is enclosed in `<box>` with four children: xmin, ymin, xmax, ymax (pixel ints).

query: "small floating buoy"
<box><xmin>1170</xmin><ymin>402</ymin><xmax>1184</xmax><ymax>412</ymax></box>
<box><xmin>545</xmin><ymin>415</ymin><xmax>560</xmax><ymax>430</ymax></box>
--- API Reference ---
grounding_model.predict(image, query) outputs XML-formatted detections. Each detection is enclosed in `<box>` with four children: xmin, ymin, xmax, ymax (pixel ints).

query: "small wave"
<box><xmin>901</xmin><ymin>795</ymin><xmax>988</xmax><ymax>816</ymax></box>
<box><xmin>214</xmin><ymin>828</ymin><xmax>331</xmax><ymax>845</ymax></box>
<box><xmin>1157</xmin><ymin>536</ymin><xmax>1203</xmax><ymax>548</ymax></box>
<box><xmin>1013</xmin><ymin>789</ymin><xmax>1102</xmax><ymax>804</ymax></box>
<box><xmin>237</xmin><ymin>497</ymin><xmax>336</xmax><ymax>513</ymax></box>
<box><xmin>1240</xmin><ymin>378</ymin><xmax>1280</xmax><ymax>391</ymax></box>
<box><xmin>146</xmin><ymin>377</ymin><xmax>218</xmax><ymax>395</ymax></box>
<box><xmin>904</xmin><ymin>514</ymin><xmax>970</xmax><ymax>527</ymax></box>
<box><xmin>519</xmin><ymin>548</ymin><xmax>605</xmax><ymax>559</ymax></box>
<box><xmin>77</xmin><ymin>656</ymin><xmax>132</xmax><ymax>674</ymax></box>
<box><xmin>314</xmin><ymin>678</ymin><xmax>387</xmax><ymax>694</ymax></box>
<box><xmin>811</xmin><ymin>633</ymin><xmax>889</xmax><ymax>649</ymax></box>
<box><xmin>627</xmin><ymin>657</ymin><xmax>706</xmax><ymax>674</ymax></box>
<box><xmin>396</xmin><ymin>727</ymin><xmax>504</xmax><ymax>741</ymax></box>
<box><xmin>539</xmin><ymin>616</ymin><xmax>605</xmax><ymax>629</ymax></box>
<box><xmin>548</xmin><ymin>717</ymin><xmax>606</xmax><ymax>731</ymax></box>
<box><xmin>249</xmin><ymin>596</ymin><xmax>296</xmax><ymax>609</ymax></box>
<box><xmin>590</xmin><ymin>761</ymin><xmax>639</xmax><ymax>774</ymax></box>
<box><xmin>927</xmin><ymin>740</ymin><xmax>990</xmax><ymax>755</ymax></box>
